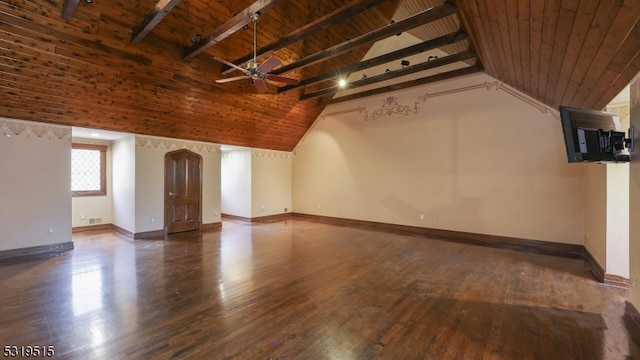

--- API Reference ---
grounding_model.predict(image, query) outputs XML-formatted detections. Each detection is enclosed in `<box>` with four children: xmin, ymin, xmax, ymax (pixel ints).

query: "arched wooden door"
<box><xmin>165</xmin><ymin>150</ymin><xmax>202</xmax><ymax>234</ymax></box>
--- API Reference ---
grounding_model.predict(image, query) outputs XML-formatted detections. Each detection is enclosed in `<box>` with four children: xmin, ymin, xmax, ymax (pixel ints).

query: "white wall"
<box><xmin>605</xmin><ymin>104</ymin><xmax>631</xmax><ymax>278</ymax></box>
<box><xmin>607</xmin><ymin>162</ymin><xmax>629</xmax><ymax>277</ymax></box>
<box><xmin>221</xmin><ymin>148</ymin><xmax>292</xmax><ymax>219</ymax></box>
<box><xmin>71</xmin><ymin>138</ymin><xmax>113</xmax><ymax>228</ymax></box>
<box><xmin>629</xmin><ymin>74</ymin><xmax>640</xmax><ymax>305</ymax></box>
<box><xmin>251</xmin><ymin>149</ymin><xmax>292</xmax><ymax>218</ymax></box>
<box><xmin>134</xmin><ymin>139</ymin><xmax>165</xmax><ymax>232</ymax></box>
<box><xmin>202</xmin><ymin>145</ymin><xmax>222</xmax><ymax>225</ymax></box>
<box><xmin>0</xmin><ymin>118</ymin><xmax>72</xmax><ymax>251</ymax></box>
<box><xmin>221</xmin><ymin>149</ymin><xmax>252</xmax><ymax>218</ymax></box>
<box><xmin>293</xmin><ymin>73</ymin><xmax>584</xmax><ymax>244</ymax></box>
<box><xmin>112</xmin><ymin>136</ymin><xmax>136</xmax><ymax>233</ymax></box>
<box><xmin>135</xmin><ymin>135</ymin><xmax>221</xmax><ymax>233</ymax></box>
<box><xmin>583</xmin><ymin>164</ymin><xmax>607</xmax><ymax>265</ymax></box>
<box><xmin>581</xmin><ymin>104</ymin><xmax>631</xmax><ymax>278</ymax></box>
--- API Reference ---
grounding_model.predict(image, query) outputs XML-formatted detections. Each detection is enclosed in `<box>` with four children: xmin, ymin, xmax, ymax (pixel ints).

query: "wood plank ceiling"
<box><xmin>0</xmin><ymin>0</ymin><xmax>638</xmax><ymax>151</ymax></box>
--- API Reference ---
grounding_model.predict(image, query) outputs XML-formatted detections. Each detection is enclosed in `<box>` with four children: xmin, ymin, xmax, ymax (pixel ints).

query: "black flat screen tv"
<box><xmin>559</xmin><ymin>106</ymin><xmax>631</xmax><ymax>163</ymax></box>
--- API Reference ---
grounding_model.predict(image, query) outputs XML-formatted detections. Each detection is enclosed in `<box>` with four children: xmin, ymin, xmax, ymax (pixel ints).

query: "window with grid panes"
<box><xmin>71</xmin><ymin>144</ymin><xmax>107</xmax><ymax>196</ymax></box>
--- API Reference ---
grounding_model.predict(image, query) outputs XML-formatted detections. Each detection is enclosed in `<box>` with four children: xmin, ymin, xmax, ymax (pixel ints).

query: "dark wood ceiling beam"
<box><xmin>220</xmin><ymin>0</ymin><xmax>388</xmax><ymax>74</ymax></box>
<box><xmin>301</xmin><ymin>51</ymin><xmax>476</xmax><ymax>101</ymax></box>
<box><xmin>61</xmin><ymin>0</ymin><xmax>80</xmax><ymax>21</ymax></box>
<box><xmin>131</xmin><ymin>0</ymin><xmax>182</xmax><ymax>44</ymax></box>
<box><xmin>320</xmin><ymin>64</ymin><xmax>482</xmax><ymax>106</ymax></box>
<box><xmin>279</xmin><ymin>31</ymin><xmax>469</xmax><ymax>93</ymax></box>
<box><xmin>271</xmin><ymin>2</ymin><xmax>457</xmax><ymax>76</ymax></box>
<box><xmin>182</xmin><ymin>0</ymin><xmax>286</xmax><ymax>60</ymax></box>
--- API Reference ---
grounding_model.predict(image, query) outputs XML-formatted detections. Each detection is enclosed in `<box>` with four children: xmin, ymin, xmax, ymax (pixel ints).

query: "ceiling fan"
<box><xmin>214</xmin><ymin>13</ymin><xmax>300</xmax><ymax>93</ymax></box>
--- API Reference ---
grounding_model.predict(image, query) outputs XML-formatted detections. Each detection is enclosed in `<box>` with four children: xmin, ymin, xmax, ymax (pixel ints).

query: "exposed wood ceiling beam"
<box><xmin>271</xmin><ymin>3</ymin><xmax>458</xmax><ymax>76</ymax></box>
<box><xmin>182</xmin><ymin>0</ymin><xmax>286</xmax><ymax>60</ymax></box>
<box><xmin>131</xmin><ymin>0</ymin><xmax>182</xmax><ymax>44</ymax></box>
<box><xmin>61</xmin><ymin>0</ymin><xmax>80</xmax><ymax>21</ymax></box>
<box><xmin>321</xmin><ymin>64</ymin><xmax>482</xmax><ymax>106</ymax></box>
<box><xmin>302</xmin><ymin>51</ymin><xmax>476</xmax><ymax>100</ymax></box>
<box><xmin>279</xmin><ymin>31</ymin><xmax>469</xmax><ymax>93</ymax></box>
<box><xmin>220</xmin><ymin>0</ymin><xmax>388</xmax><ymax>75</ymax></box>
<box><xmin>301</xmin><ymin>51</ymin><xmax>476</xmax><ymax>101</ymax></box>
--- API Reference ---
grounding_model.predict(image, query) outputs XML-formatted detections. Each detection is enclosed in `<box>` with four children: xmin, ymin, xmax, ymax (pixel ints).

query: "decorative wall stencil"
<box><xmin>414</xmin><ymin>81</ymin><xmax>551</xmax><ymax>115</ymax></box>
<box><xmin>136</xmin><ymin>135</ymin><xmax>220</xmax><ymax>154</ymax></box>
<box><xmin>361</xmin><ymin>96</ymin><xmax>420</xmax><ymax>121</ymax></box>
<box><xmin>252</xmin><ymin>149</ymin><xmax>293</xmax><ymax>159</ymax></box>
<box><xmin>294</xmin><ymin>79</ymin><xmax>556</xmax><ymax>152</ymax></box>
<box><xmin>324</xmin><ymin>81</ymin><xmax>553</xmax><ymax>125</ymax></box>
<box><xmin>607</xmin><ymin>104</ymin><xmax>630</xmax><ymax>124</ymax></box>
<box><xmin>0</xmin><ymin>118</ymin><xmax>70</xmax><ymax>140</ymax></box>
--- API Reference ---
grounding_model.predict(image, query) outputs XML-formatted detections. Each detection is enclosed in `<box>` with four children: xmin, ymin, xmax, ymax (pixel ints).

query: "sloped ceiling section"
<box><xmin>454</xmin><ymin>0</ymin><xmax>640</xmax><ymax>111</ymax></box>
<box><xmin>0</xmin><ymin>0</ymin><xmax>638</xmax><ymax>151</ymax></box>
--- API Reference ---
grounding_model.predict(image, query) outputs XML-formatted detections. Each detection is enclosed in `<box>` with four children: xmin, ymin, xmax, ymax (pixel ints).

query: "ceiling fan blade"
<box><xmin>215</xmin><ymin>75</ymin><xmax>248</xmax><ymax>84</ymax></box>
<box><xmin>257</xmin><ymin>56</ymin><xmax>281</xmax><ymax>74</ymax></box>
<box><xmin>254</xmin><ymin>79</ymin><xmax>268</xmax><ymax>93</ymax></box>
<box><xmin>265</xmin><ymin>74</ymin><xmax>300</xmax><ymax>85</ymax></box>
<box><xmin>213</xmin><ymin>56</ymin><xmax>250</xmax><ymax>75</ymax></box>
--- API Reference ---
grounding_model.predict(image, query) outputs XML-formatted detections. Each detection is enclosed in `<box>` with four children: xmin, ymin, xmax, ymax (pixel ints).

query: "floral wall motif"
<box><xmin>318</xmin><ymin>80</ymin><xmax>553</xmax><ymax>124</ymax></box>
<box><xmin>0</xmin><ymin>118</ymin><xmax>70</xmax><ymax>141</ymax></box>
<box><xmin>360</xmin><ymin>96</ymin><xmax>420</xmax><ymax>121</ymax></box>
<box><xmin>136</xmin><ymin>135</ymin><xmax>220</xmax><ymax>154</ymax></box>
<box><xmin>299</xmin><ymin>78</ymin><xmax>556</xmax><ymax>152</ymax></box>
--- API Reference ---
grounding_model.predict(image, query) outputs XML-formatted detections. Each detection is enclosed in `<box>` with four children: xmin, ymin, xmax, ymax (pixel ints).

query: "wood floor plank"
<box><xmin>0</xmin><ymin>219</ymin><xmax>638</xmax><ymax>359</ymax></box>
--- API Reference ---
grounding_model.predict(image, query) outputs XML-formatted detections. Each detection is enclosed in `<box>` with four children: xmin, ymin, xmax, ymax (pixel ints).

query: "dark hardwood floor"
<box><xmin>0</xmin><ymin>219</ymin><xmax>637</xmax><ymax>359</ymax></box>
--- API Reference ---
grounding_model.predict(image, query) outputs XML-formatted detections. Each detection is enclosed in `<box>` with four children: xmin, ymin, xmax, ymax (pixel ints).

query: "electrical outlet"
<box><xmin>48</xmin><ymin>228</ymin><xmax>54</xmax><ymax>234</ymax></box>
<box><xmin>420</xmin><ymin>214</ymin><xmax>425</xmax><ymax>220</ymax></box>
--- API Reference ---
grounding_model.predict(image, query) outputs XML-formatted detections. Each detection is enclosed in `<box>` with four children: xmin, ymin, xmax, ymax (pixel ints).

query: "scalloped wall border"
<box><xmin>0</xmin><ymin>118</ymin><xmax>71</xmax><ymax>141</ymax></box>
<box><xmin>252</xmin><ymin>149</ymin><xmax>293</xmax><ymax>159</ymax></box>
<box><xmin>136</xmin><ymin>135</ymin><xmax>221</xmax><ymax>154</ymax></box>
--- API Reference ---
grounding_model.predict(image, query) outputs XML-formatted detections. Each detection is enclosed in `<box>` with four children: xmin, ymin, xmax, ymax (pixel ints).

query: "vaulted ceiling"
<box><xmin>0</xmin><ymin>0</ymin><xmax>638</xmax><ymax>151</ymax></box>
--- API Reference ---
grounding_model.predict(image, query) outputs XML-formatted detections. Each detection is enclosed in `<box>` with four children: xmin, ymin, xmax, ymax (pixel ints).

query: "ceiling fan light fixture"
<box><xmin>213</xmin><ymin>11</ymin><xmax>299</xmax><ymax>92</ymax></box>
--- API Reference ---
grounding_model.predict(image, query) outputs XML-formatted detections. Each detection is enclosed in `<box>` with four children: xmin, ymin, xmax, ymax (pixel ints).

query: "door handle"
<box><xmin>169</xmin><ymin>192</ymin><xmax>176</xmax><ymax>196</ymax></box>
